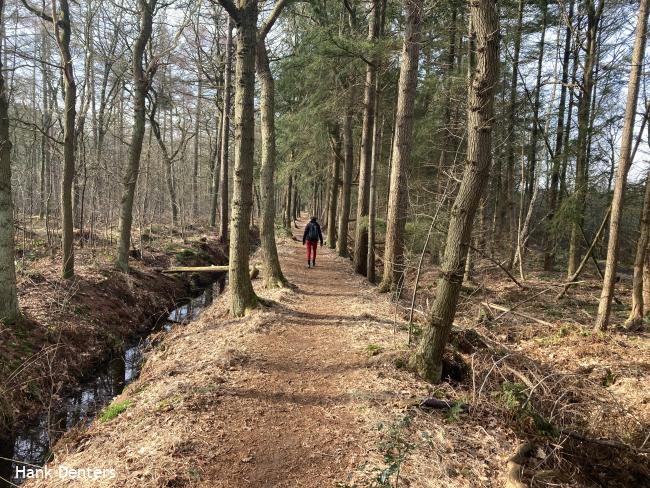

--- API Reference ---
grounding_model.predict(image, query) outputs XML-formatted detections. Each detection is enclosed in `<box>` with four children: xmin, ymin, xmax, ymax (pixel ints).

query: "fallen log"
<box><xmin>162</xmin><ymin>265</ymin><xmax>229</xmax><ymax>274</ymax></box>
<box><xmin>157</xmin><ymin>265</ymin><xmax>260</xmax><ymax>280</ymax></box>
<box><xmin>482</xmin><ymin>302</ymin><xmax>554</xmax><ymax>327</ymax></box>
<box><xmin>162</xmin><ymin>265</ymin><xmax>259</xmax><ymax>280</ymax></box>
<box><xmin>419</xmin><ymin>398</ymin><xmax>470</xmax><ymax>412</ymax></box>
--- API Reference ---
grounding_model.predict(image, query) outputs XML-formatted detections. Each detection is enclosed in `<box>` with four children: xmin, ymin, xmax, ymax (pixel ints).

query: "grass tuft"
<box><xmin>99</xmin><ymin>399</ymin><xmax>132</xmax><ymax>422</ymax></box>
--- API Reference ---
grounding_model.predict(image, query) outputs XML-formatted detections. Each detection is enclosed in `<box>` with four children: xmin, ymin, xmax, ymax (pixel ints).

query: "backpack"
<box><xmin>306</xmin><ymin>222</ymin><xmax>320</xmax><ymax>241</ymax></box>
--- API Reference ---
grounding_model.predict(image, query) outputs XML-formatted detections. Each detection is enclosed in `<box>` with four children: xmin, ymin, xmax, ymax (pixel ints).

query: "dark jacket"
<box><xmin>303</xmin><ymin>220</ymin><xmax>323</xmax><ymax>245</ymax></box>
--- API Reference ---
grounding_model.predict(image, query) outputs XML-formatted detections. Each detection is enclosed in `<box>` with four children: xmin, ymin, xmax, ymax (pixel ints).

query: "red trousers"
<box><xmin>306</xmin><ymin>240</ymin><xmax>318</xmax><ymax>261</ymax></box>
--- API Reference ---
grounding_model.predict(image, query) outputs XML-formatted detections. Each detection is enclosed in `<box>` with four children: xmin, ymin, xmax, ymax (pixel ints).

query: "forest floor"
<box><xmin>18</xmin><ymin>220</ymin><xmax>650</xmax><ymax>488</ymax></box>
<box><xmin>0</xmin><ymin>223</ymin><xmax>229</xmax><ymax>430</ymax></box>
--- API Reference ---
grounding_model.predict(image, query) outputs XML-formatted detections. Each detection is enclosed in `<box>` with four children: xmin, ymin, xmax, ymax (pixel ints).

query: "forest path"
<box><xmin>26</xmin><ymin>219</ymin><xmax>409</xmax><ymax>488</ymax></box>
<box><xmin>198</xmin><ymin>221</ymin><xmax>381</xmax><ymax>486</ymax></box>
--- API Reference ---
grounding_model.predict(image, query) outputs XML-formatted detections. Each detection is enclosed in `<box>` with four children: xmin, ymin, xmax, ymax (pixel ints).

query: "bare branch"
<box><xmin>258</xmin><ymin>0</ymin><xmax>289</xmax><ymax>42</ymax></box>
<box><xmin>20</xmin><ymin>0</ymin><xmax>54</xmax><ymax>22</ymax></box>
<box><xmin>211</xmin><ymin>0</ymin><xmax>240</xmax><ymax>24</ymax></box>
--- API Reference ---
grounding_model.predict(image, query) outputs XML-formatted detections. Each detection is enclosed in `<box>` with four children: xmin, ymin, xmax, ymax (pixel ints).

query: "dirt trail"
<box><xmin>197</xmin><ymin>225</ymin><xmax>380</xmax><ymax>486</ymax></box>
<box><xmin>16</xmin><ymin>221</ymin><xmax>650</xmax><ymax>488</ymax></box>
<box><xmin>26</xmin><ymin>221</ymin><xmax>425</xmax><ymax>488</ymax></box>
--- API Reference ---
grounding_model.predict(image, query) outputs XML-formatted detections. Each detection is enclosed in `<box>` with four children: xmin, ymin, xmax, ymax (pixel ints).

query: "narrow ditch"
<box><xmin>0</xmin><ymin>275</ymin><xmax>226</xmax><ymax>487</ymax></box>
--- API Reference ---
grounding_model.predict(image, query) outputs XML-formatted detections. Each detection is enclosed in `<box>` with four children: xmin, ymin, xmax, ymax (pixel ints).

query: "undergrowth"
<box><xmin>99</xmin><ymin>399</ymin><xmax>132</xmax><ymax>422</ymax></box>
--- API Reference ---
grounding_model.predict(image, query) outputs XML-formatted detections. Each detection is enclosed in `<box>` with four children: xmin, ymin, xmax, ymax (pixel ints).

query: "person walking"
<box><xmin>303</xmin><ymin>216</ymin><xmax>323</xmax><ymax>268</ymax></box>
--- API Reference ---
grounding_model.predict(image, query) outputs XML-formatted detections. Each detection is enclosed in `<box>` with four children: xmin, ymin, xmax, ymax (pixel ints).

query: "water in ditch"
<box><xmin>0</xmin><ymin>277</ymin><xmax>225</xmax><ymax>487</ymax></box>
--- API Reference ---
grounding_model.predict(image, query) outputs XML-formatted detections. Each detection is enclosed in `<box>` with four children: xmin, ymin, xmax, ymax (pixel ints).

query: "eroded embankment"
<box><xmin>0</xmin><ymin>233</ymin><xmax>227</xmax><ymax>442</ymax></box>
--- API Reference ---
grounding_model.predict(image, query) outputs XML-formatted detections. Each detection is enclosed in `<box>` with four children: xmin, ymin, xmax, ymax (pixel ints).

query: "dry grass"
<box><xmin>0</xmin><ymin>226</ymin><xmax>227</xmax><ymax>431</ymax></box>
<box><xmin>18</xmin><ymin>231</ymin><xmax>650</xmax><ymax>488</ymax></box>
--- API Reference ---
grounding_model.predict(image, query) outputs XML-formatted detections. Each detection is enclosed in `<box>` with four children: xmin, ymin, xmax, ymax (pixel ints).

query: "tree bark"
<box><xmin>257</xmin><ymin>40</ymin><xmax>287</xmax><ymax>287</ymax></box>
<box><xmin>218</xmin><ymin>17</ymin><xmax>233</xmax><ymax>243</ymax></box>
<box><xmin>327</xmin><ymin>123</ymin><xmax>342</xmax><ymax>249</ymax></box>
<box><xmin>567</xmin><ymin>0</ymin><xmax>604</xmax><ymax>276</ymax></box>
<box><xmin>53</xmin><ymin>0</ymin><xmax>77</xmax><ymax>279</ymax></box>
<box><xmin>284</xmin><ymin>173</ymin><xmax>293</xmax><ymax>229</ymax></box>
<box><xmin>337</xmin><ymin>109</ymin><xmax>354</xmax><ymax>258</ymax></box>
<box><xmin>379</xmin><ymin>0</ymin><xmax>422</xmax><ymax>292</ymax></box>
<box><xmin>116</xmin><ymin>0</ymin><xmax>157</xmax><ymax>272</ymax></box>
<box><xmin>595</xmin><ymin>0</ymin><xmax>648</xmax><ymax>331</ymax></box>
<box><xmin>39</xmin><ymin>26</ymin><xmax>50</xmax><ymax>220</ymax></box>
<box><xmin>367</xmin><ymin>114</ymin><xmax>378</xmax><ymax>283</ymax></box>
<box><xmin>210</xmin><ymin>95</ymin><xmax>223</xmax><ymax>227</ymax></box>
<box><xmin>628</xmin><ymin>163</ymin><xmax>650</xmax><ymax>325</ymax></box>
<box><xmin>0</xmin><ymin>0</ymin><xmax>18</xmax><ymax>322</ymax></box>
<box><xmin>192</xmin><ymin>64</ymin><xmax>202</xmax><ymax>221</ymax></box>
<box><xmin>353</xmin><ymin>0</ymin><xmax>380</xmax><ymax>275</ymax></box>
<box><xmin>412</xmin><ymin>0</ymin><xmax>499</xmax><ymax>383</ymax></box>
<box><xmin>223</xmin><ymin>0</ymin><xmax>258</xmax><ymax>316</ymax></box>
<box><xmin>544</xmin><ymin>0</ymin><xmax>574</xmax><ymax>270</ymax></box>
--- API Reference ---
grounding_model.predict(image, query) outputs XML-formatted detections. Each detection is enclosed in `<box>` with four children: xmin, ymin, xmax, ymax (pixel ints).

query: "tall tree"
<box><xmin>216</xmin><ymin>0</ymin><xmax>287</xmax><ymax>315</ymax></box>
<box><xmin>218</xmin><ymin>17</ymin><xmax>233</xmax><ymax>241</ymax></box>
<box><xmin>567</xmin><ymin>0</ymin><xmax>604</xmax><ymax>276</ymax></box>
<box><xmin>412</xmin><ymin>0</ymin><xmax>500</xmax><ymax>382</ymax></box>
<box><xmin>379</xmin><ymin>0</ymin><xmax>422</xmax><ymax>292</ymax></box>
<box><xmin>22</xmin><ymin>0</ymin><xmax>77</xmax><ymax>279</ymax></box>
<box><xmin>353</xmin><ymin>0</ymin><xmax>380</xmax><ymax>276</ymax></box>
<box><xmin>629</xmin><ymin>157</ymin><xmax>650</xmax><ymax>326</ymax></box>
<box><xmin>192</xmin><ymin>28</ymin><xmax>203</xmax><ymax>221</ymax></box>
<box><xmin>544</xmin><ymin>0</ymin><xmax>574</xmax><ymax>270</ymax></box>
<box><xmin>116</xmin><ymin>0</ymin><xmax>158</xmax><ymax>272</ymax></box>
<box><xmin>0</xmin><ymin>0</ymin><xmax>19</xmax><ymax>322</ymax></box>
<box><xmin>336</xmin><ymin>110</ymin><xmax>354</xmax><ymax>258</ymax></box>
<box><xmin>256</xmin><ymin>0</ymin><xmax>289</xmax><ymax>288</ymax></box>
<box><xmin>524</xmin><ymin>0</ymin><xmax>547</xmax><ymax>205</ymax></box>
<box><xmin>594</xmin><ymin>0</ymin><xmax>649</xmax><ymax>331</ymax></box>
<box><xmin>505</xmin><ymin>0</ymin><xmax>524</xmax><ymax>266</ymax></box>
<box><xmin>326</xmin><ymin>123</ymin><xmax>342</xmax><ymax>249</ymax></box>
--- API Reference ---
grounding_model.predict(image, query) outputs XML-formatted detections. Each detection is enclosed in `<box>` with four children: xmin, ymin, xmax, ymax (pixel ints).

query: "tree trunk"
<box><xmin>149</xmin><ymin>102</ymin><xmax>180</xmax><ymax>227</ymax></box>
<box><xmin>54</xmin><ymin>0</ymin><xmax>77</xmax><ymax>279</ymax></box>
<box><xmin>567</xmin><ymin>0</ymin><xmax>604</xmax><ymax>276</ymax></box>
<box><xmin>379</xmin><ymin>0</ymin><xmax>422</xmax><ymax>292</ymax></box>
<box><xmin>219</xmin><ymin>17</ymin><xmax>233</xmax><ymax>243</ymax></box>
<box><xmin>524</xmin><ymin>0</ymin><xmax>547</xmax><ymax>206</ymax></box>
<box><xmin>337</xmin><ymin>109</ymin><xmax>354</xmax><ymax>258</ymax></box>
<box><xmin>506</xmin><ymin>0</ymin><xmax>524</xmax><ymax>267</ymax></box>
<box><xmin>39</xmin><ymin>26</ymin><xmax>50</xmax><ymax>220</ymax></box>
<box><xmin>192</xmin><ymin>66</ymin><xmax>202</xmax><ymax>221</ymax></box>
<box><xmin>227</xmin><ymin>0</ymin><xmax>258</xmax><ymax>316</ymax></box>
<box><xmin>284</xmin><ymin>173</ymin><xmax>293</xmax><ymax>229</ymax></box>
<box><xmin>367</xmin><ymin>118</ymin><xmax>378</xmax><ymax>283</ymax></box>
<box><xmin>210</xmin><ymin>94</ymin><xmax>222</xmax><ymax>227</ymax></box>
<box><xmin>629</xmin><ymin>164</ymin><xmax>650</xmax><ymax>325</ymax></box>
<box><xmin>327</xmin><ymin>123</ymin><xmax>342</xmax><ymax>249</ymax></box>
<box><xmin>116</xmin><ymin>0</ymin><xmax>156</xmax><ymax>272</ymax></box>
<box><xmin>412</xmin><ymin>0</ymin><xmax>499</xmax><ymax>383</ymax></box>
<box><xmin>353</xmin><ymin>0</ymin><xmax>380</xmax><ymax>275</ymax></box>
<box><xmin>595</xmin><ymin>0</ymin><xmax>648</xmax><ymax>331</ymax></box>
<box><xmin>292</xmin><ymin>183</ymin><xmax>298</xmax><ymax>223</ymax></box>
<box><xmin>0</xmin><ymin>0</ymin><xmax>18</xmax><ymax>322</ymax></box>
<box><xmin>257</xmin><ymin>40</ymin><xmax>287</xmax><ymax>288</ymax></box>
<box><xmin>544</xmin><ymin>0</ymin><xmax>574</xmax><ymax>270</ymax></box>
